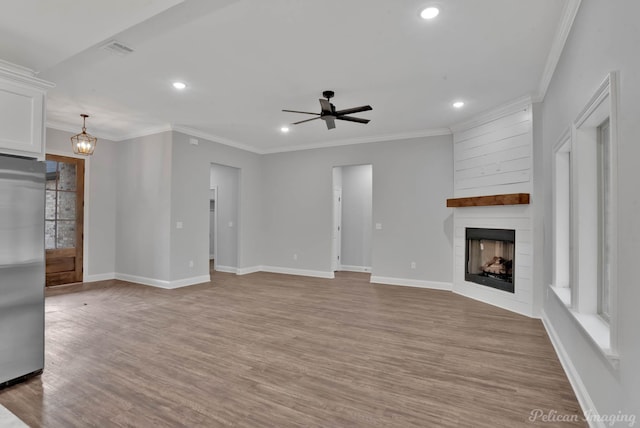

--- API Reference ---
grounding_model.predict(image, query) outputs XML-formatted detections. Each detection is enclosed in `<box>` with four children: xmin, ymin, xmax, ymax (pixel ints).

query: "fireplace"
<box><xmin>465</xmin><ymin>228</ymin><xmax>515</xmax><ymax>293</ymax></box>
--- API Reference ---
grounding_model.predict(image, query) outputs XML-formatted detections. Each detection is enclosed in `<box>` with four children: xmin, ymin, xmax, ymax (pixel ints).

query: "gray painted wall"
<box><xmin>169</xmin><ymin>131</ymin><xmax>262</xmax><ymax>281</ymax></box>
<box><xmin>340</xmin><ymin>164</ymin><xmax>372</xmax><ymax>269</ymax></box>
<box><xmin>541</xmin><ymin>0</ymin><xmax>640</xmax><ymax>420</ymax></box>
<box><xmin>45</xmin><ymin>128</ymin><xmax>117</xmax><ymax>279</ymax></box>
<box><xmin>115</xmin><ymin>131</ymin><xmax>172</xmax><ymax>281</ymax></box>
<box><xmin>210</xmin><ymin>163</ymin><xmax>239</xmax><ymax>269</ymax></box>
<box><xmin>261</xmin><ymin>135</ymin><xmax>453</xmax><ymax>282</ymax></box>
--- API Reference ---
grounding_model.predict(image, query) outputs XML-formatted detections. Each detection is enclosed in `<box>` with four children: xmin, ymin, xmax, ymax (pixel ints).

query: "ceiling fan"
<box><xmin>283</xmin><ymin>90</ymin><xmax>372</xmax><ymax>130</ymax></box>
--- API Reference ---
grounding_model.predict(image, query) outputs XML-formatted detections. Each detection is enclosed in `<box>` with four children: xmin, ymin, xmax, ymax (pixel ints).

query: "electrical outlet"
<box><xmin>410</xmin><ymin>261</ymin><xmax>416</xmax><ymax>269</ymax></box>
<box><xmin>188</xmin><ymin>260</ymin><xmax>194</xmax><ymax>268</ymax></box>
<box><xmin>293</xmin><ymin>254</ymin><xmax>298</xmax><ymax>261</ymax></box>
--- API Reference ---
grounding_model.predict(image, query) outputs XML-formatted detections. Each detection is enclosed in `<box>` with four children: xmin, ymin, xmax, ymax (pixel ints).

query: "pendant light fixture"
<box><xmin>71</xmin><ymin>114</ymin><xmax>97</xmax><ymax>155</ymax></box>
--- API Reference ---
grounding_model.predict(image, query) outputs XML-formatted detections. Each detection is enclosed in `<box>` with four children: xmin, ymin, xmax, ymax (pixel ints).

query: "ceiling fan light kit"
<box><xmin>283</xmin><ymin>90</ymin><xmax>372</xmax><ymax>130</ymax></box>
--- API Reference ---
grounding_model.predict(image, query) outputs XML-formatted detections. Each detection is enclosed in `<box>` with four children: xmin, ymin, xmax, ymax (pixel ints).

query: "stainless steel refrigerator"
<box><xmin>0</xmin><ymin>154</ymin><xmax>45</xmax><ymax>387</ymax></box>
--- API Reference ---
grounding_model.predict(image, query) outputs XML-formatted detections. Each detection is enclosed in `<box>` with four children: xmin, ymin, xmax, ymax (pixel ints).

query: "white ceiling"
<box><xmin>2</xmin><ymin>0</ymin><xmax>573</xmax><ymax>153</ymax></box>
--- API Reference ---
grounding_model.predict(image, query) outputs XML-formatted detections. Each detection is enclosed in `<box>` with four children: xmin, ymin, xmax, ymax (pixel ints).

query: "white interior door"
<box><xmin>332</xmin><ymin>188</ymin><xmax>342</xmax><ymax>271</ymax></box>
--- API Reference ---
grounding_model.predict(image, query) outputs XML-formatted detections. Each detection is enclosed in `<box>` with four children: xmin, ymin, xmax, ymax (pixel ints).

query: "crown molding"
<box><xmin>449</xmin><ymin>95</ymin><xmax>533</xmax><ymax>134</ymax></box>
<box><xmin>47</xmin><ymin>122</ymin><xmax>452</xmax><ymax>155</ymax></box>
<box><xmin>536</xmin><ymin>0</ymin><xmax>582</xmax><ymax>101</ymax></box>
<box><xmin>0</xmin><ymin>59</ymin><xmax>55</xmax><ymax>90</ymax></box>
<box><xmin>262</xmin><ymin>128</ymin><xmax>452</xmax><ymax>154</ymax></box>
<box><xmin>171</xmin><ymin>125</ymin><xmax>261</xmax><ymax>154</ymax></box>
<box><xmin>116</xmin><ymin>125</ymin><xmax>173</xmax><ymax>141</ymax></box>
<box><xmin>46</xmin><ymin>120</ymin><xmax>123</xmax><ymax>141</ymax></box>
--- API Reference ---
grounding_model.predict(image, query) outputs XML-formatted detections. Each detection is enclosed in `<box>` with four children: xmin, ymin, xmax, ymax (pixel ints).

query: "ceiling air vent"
<box><xmin>100</xmin><ymin>40</ymin><xmax>134</xmax><ymax>56</ymax></box>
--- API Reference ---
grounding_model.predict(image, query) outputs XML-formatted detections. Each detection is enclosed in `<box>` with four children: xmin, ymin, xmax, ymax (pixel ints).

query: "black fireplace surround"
<box><xmin>465</xmin><ymin>228</ymin><xmax>515</xmax><ymax>293</ymax></box>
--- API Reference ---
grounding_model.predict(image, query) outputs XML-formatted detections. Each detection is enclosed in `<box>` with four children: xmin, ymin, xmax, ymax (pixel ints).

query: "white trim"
<box><xmin>574</xmin><ymin>75</ymin><xmax>612</xmax><ymax>128</ymax></box>
<box><xmin>569</xmin><ymin>71</ymin><xmax>619</xmax><ymax>356</ymax></box>
<box><xmin>236</xmin><ymin>266</ymin><xmax>261</xmax><ymax>275</ymax></box>
<box><xmin>114</xmin><ymin>273</ymin><xmax>209</xmax><ymax>289</ymax></box>
<box><xmin>116</xmin><ymin>125</ymin><xmax>173</xmax><ymax>142</ymax></box>
<box><xmin>536</xmin><ymin>0</ymin><xmax>582</xmax><ymax>101</ymax></box>
<box><xmin>553</xmin><ymin>127</ymin><xmax>572</xmax><ymax>153</ymax></box>
<box><xmin>541</xmin><ymin>310</ymin><xmax>605</xmax><ymax>428</ymax></box>
<box><xmin>262</xmin><ymin>128</ymin><xmax>452</xmax><ymax>154</ymax></box>
<box><xmin>339</xmin><ymin>265</ymin><xmax>371</xmax><ymax>273</ymax></box>
<box><xmin>370</xmin><ymin>276</ymin><xmax>452</xmax><ymax>291</ymax></box>
<box><xmin>169</xmin><ymin>275</ymin><xmax>211</xmax><ymax>288</ymax></box>
<box><xmin>0</xmin><ymin>59</ymin><xmax>55</xmax><ymax>90</ymax></box>
<box><xmin>50</xmin><ymin>122</ymin><xmax>452</xmax><ymax>155</ymax></box>
<box><xmin>449</xmin><ymin>95</ymin><xmax>533</xmax><ymax>134</ymax></box>
<box><xmin>213</xmin><ymin>265</ymin><xmax>237</xmax><ymax>274</ymax></box>
<box><xmin>172</xmin><ymin>126</ymin><xmax>260</xmax><ymax>154</ymax></box>
<box><xmin>83</xmin><ymin>273</ymin><xmax>116</xmax><ymax>282</ymax></box>
<box><xmin>260</xmin><ymin>266</ymin><xmax>335</xmax><ymax>279</ymax></box>
<box><xmin>549</xmin><ymin>282</ymin><xmax>620</xmax><ymax>369</ymax></box>
<box><xmin>115</xmin><ymin>273</ymin><xmax>172</xmax><ymax>288</ymax></box>
<box><xmin>46</xmin><ymin>121</ymin><xmax>122</xmax><ymax>142</ymax></box>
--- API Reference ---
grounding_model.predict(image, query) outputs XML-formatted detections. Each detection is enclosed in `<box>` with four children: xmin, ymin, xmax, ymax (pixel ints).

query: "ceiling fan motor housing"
<box><xmin>322</xmin><ymin>90</ymin><xmax>335</xmax><ymax>100</ymax></box>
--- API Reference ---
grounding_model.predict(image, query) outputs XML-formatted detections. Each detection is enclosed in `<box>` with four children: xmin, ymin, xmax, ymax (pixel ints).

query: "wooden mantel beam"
<box><xmin>446</xmin><ymin>193</ymin><xmax>530</xmax><ymax>208</ymax></box>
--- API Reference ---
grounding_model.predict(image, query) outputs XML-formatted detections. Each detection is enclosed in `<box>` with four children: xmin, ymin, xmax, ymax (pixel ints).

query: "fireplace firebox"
<box><xmin>465</xmin><ymin>228</ymin><xmax>515</xmax><ymax>293</ymax></box>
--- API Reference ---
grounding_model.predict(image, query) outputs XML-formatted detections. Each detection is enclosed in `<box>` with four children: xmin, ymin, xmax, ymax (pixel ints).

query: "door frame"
<box><xmin>46</xmin><ymin>150</ymin><xmax>89</xmax><ymax>282</ymax></box>
<box><xmin>332</xmin><ymin>187</ymin><xmax>342</xmax><ymax>272</ymax></box>
<box><xmin>45</xmin><ymin>153</ymin><xmax>85</xmax><ymax>285</ymax></box>
<box><xmin>210</xmin><ymin>186</ymin><xmax>218</xmax><ymax>271</ymax></box>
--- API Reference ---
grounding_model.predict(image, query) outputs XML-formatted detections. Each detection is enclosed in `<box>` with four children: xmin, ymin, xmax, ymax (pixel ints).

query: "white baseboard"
<box><xmin>260</xmin><ymin>266</ymin><xmax>335</xmax><ymax>279</ymax></box>
<box><xmin>541</xmin><ymin>310</ymin><xmax>602</xmax><ymax>428</ymax></box>
<box><xmin>214</xmin><ymin>265</ymin><xmax>237</xmax><ymax>274</ymax></box>
<box><xmin>83</xmin><ymin>272</ymin><xmax>116</xmax><ymax>282</ymax></box>
<box><xmin>339</xmin><ymin>265</ymin><xmax>371</xmax><ymax>273</ymax></box>
<box><xmin>114</xmin><ymin>273</ymin><xmax>210</xmax><ymax>289</ymax></box>
<box><xmin>169</xmin><ymin>275</ymin><xmax>211</xmax><ymax>288</ymax></box>
<box><xmin>237</xmin><ymin>266</ymin><xmax>261</xmax><ymax>275</ymax></box>
<box><xmin>370</xmin><ymin>276</ymin><xmax>453</xmax><ymax>291</ymax></box>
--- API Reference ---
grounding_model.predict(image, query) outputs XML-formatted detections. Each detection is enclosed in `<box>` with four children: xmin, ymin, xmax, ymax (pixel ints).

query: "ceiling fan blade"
<box><xmin>292</xmin><ymin>117</ymin><xmax>321</xmax><ymax>125</ymax></box>
<box><xmin>282</xmin><ymin>109</ymin><xmax>320</xmax><ymax>115</ymax></box>
<box><xmin>335</xmin><ymin>115</ymin><xmax>370</xmax><ymax>124</ymax></box>
<box><xmin>319</xmin><ymin>99</ymin><xmax>333</xmax><ymax>113</ymax></box>
<box><xmin>334</xmin><ymin>105</ymin><xmax>372</xmax><ymax>116</ymax></box>
<box><xmin>324</xmin><ymin>116</ymin><xmax>336</xmax><ymax>130</ymax></box>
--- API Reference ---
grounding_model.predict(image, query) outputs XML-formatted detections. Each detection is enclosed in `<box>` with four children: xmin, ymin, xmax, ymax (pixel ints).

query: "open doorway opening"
<box><xmin>332</xmin><ymin>164</ymin><xmax>372</xmax><ymax>273</ymax></box>
<box><xmin>210</xmin><ymin>163</ymin><xmax>239</xmax><ymax>274</ymax></box>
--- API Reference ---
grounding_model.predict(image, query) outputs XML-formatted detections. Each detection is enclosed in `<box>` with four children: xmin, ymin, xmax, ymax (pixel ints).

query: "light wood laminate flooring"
<box><xmin>0</xmin><ymin>271</ymin><xmax>584</xmax><ymax>427</ymax></box>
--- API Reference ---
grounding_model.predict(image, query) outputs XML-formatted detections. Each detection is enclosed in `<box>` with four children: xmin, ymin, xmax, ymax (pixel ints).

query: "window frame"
<box><xmin>550</xmin><ymin>72</ymin><xmax>619</xmax><ymax>367</ymax></box>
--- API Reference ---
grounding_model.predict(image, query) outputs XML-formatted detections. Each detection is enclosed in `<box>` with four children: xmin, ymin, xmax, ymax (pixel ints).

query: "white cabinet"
<box><xmin>0</xmin><ymin>61</ymin><xmax>54</xmax><ymax>160</ymax></box>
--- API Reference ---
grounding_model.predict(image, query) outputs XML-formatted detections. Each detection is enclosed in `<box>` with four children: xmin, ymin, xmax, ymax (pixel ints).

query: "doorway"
<box><xmin>209</xmin><ymin>163</ymin><xmax>239</xmax><ymax>272</ymax></box>
<box><xmin>209</xmin><ymin>187</ymin><xmax>217</xmax><ymax>272</ymax></box>
<box><xmin>332</xmin><ymin>165</ymin><xmax>373</xmax><ymax>273</ymax></box>
<box><xmin>44</xmin><ymin>154</ymin><xmax>84</xmax><ymax>286</ymax></box>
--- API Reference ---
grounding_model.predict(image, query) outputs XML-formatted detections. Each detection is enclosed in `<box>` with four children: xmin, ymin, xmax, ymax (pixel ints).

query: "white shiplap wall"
<box><xmin>454</xmin><ymin>106</ymin><xmax>532</xmax><ymax>197</ymax></box>
<box><xmin>451</xmin><ymin>100</ymin><xmax>536</xmax><ymax>317</ymax></box>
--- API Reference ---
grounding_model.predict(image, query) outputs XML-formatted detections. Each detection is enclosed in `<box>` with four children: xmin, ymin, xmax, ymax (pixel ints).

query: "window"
<box><xmin>551</xmin><ymin>72</ymin><xmax>618</xmax><ymax>366</ymax></box>
<box><xmin>597</xmin><ymin>119</ymin><xmax>611</xmax><ymax>321</ymax></box>
<box><xmin>553</xmin><ymin>131</ymin><xmax>571</xmax><ymax>301</ymax></box>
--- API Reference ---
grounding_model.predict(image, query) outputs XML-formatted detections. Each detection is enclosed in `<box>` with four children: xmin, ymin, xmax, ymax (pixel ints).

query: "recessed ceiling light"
<box><xmin>453</xmin><ymin>101</ymin><xmax>465</xmax><ymax>109</ymax></box>
<box><xmin>420</xmin><ymin>7</ymin><xmax>440</xmax><ymax>20</ymax></box>
<box><xmin>172</xmin><ymin>81</ymin><xmax>187</xmax><ymax>90</ymax></box>
<box><xmin>280</xmin><ymin>126</ymin><xmax>290</xmax><ymax>133</ymax></box>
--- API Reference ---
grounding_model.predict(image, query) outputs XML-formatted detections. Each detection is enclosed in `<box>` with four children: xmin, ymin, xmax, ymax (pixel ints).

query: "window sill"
<box><xmin>549</xmin><ymin>285</ymin><xmax>619</xmax><ymax>369</ymax></box>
